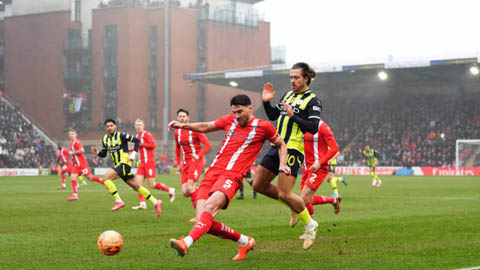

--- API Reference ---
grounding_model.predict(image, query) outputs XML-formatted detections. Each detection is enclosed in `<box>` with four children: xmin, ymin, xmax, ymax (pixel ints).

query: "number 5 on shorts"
<box><xmin>223</xmin><ymin>179</ymin><xmax>233</xmax><ymax>190</ymax></box>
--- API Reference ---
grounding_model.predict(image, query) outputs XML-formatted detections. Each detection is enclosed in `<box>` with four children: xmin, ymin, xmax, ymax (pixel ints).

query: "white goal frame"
<box><xmin>455</xmin><ymin>139</ymin><xmax>480</xmax><ymax>175</ymax></box>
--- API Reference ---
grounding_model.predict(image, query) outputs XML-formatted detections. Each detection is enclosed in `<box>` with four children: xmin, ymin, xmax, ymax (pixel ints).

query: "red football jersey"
<box><xmin>175</xmin><ymin>129</ymin><xmax>210</xmax><ymax>164</ymax></box>
<box><xmin>137</xmin><ymin>130</ymin><xmax>156</xmax><ymax>164</ymax></box>
<box><xmin>210</xmin><ymin>114</ymin><xmax>280</xmax><ymax>175</ymax></box>
<box><xmin>57</xmin><ymin>147</ymin><xmax>70</xmax><ymax>164</ymax></box>
<box><xmin>303</xmin><ymin>120</ymin><xmax>338</xmax><ymax>167</ymax></box>
<box><xmin>70</xmin><ymin>139</ymin><xmax>88</xmax><ymax>167</ymax></box>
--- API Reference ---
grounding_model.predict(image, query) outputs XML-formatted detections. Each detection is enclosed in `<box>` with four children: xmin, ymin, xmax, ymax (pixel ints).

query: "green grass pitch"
<box><xmin>1</xmin><ymin>175</ymin><xmax>479</xmax><ymax>269</ymax></box>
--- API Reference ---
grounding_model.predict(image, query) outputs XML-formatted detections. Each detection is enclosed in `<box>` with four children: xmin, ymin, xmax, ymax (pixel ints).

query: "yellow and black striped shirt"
<box><xmin>98</xmin><ymin>131</ymin><xmax>140</xmax><ymax>167</ymax></box>
<box><xmin>272</xmin><ymin>90</ymin><xmax>322</xmax><ymax>154</ymax></box>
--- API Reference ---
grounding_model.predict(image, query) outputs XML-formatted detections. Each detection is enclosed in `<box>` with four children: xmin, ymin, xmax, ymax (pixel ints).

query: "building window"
<box><xmin>74</xmin><ymin>0</ymin><xmax>81</xmax><ymax>22</ymax></box>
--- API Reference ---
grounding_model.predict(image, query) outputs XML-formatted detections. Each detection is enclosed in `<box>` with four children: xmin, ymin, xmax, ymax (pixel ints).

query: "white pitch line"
<box><xmin>455</xmin><ymin>266</ymin><xmax>480</xmax><ymax>270</ymax></box>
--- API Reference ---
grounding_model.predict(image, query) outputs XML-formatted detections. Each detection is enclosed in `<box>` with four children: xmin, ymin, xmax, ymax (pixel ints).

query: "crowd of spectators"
<box><xmin>0</xmin><ymin>97</ymin><xmax>56</xmax><ymax>168</ymax></box>
<box><xmin>323</xmin><ymin>90</ymin><xmax>480</xmax><ymax>167</ymax></box>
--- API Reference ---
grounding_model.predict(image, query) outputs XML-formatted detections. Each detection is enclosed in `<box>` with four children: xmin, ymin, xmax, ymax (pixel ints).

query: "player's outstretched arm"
<box><xmin>169</xmin><ymin>120</ymin><xmax>219</xmax><ymax>133</ymax></box>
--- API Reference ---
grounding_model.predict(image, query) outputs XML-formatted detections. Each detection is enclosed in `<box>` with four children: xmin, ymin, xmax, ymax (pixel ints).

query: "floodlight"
<box><xmin>378</xmin><ymin>71</ymin><xmax>388</xmax><ymax>80</ymax></box>
<box><xmin>470</xmin><ymin>66</ymin><xmax>479</xmax><ymax>76</ymax></box>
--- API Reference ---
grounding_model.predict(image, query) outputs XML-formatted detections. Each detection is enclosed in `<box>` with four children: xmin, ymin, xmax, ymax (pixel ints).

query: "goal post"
<box><xmin>455</xmin><ymin>139</ymin><xmax>480</xmax><ymax>175</ymax></box>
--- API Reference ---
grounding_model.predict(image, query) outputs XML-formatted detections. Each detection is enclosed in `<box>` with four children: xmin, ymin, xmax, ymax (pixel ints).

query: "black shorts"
<box><xmin>328</xmin><ymin>164</ymin><xmax>336</xmax><ymax>173</ymax></box>
<box><xmin>113</xmin><ymin>163</ymin><xmax>135</xmax><ymax>181</ymax></box>
<box><xmin>260</xmin><ymin>147</ymin><xmax>304</xmax><ymax>178</ymax></box>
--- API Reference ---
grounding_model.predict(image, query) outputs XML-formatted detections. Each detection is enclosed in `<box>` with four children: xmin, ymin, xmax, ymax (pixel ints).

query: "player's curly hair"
<box><xmin>291</xmin><ymin>62</ymin><xmax>316</xmax><ymax>85</ymax></box>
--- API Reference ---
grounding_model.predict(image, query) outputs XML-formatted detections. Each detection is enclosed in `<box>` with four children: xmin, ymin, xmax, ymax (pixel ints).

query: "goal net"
<box><xmin>455</xmin><ymin>139</ymin><xmax>480</xmax><ymax>175</ymax></box>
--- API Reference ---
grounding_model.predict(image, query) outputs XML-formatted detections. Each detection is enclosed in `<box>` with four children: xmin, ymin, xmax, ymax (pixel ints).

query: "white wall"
<box><xmin>12</xmin><ymin>0</ymin><xmax>70</xmax><ymax>16</ymax></box>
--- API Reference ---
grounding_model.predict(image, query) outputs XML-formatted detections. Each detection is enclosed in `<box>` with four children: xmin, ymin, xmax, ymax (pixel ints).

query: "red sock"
<box><xmin>71</xmin><ymin>180</ymin><xmax>78</xmax><ymax>194</ymax></box>
<box><xmin>208</xmin><ymin>221</ymin><xmax>241</xmax><ymax>242</ymax></box>
<box><xmin>188</xmin><ymin>211</ymin><xmax>213</xmax><ymax>241</ymax></box>
<box><xmin>312</xmin><ymin>195</ymin><xmax>334</xmax><ymax>205</ymax></box>
<box><xmin>306</xmin><ymin>201</ymin><xmax>314</xmax><ymax>216</ymax></box>
<box><xmin>61</xmin><ymin>174</ymin><xmax>66</xmax><ymax>184</ymax></box>
<box><xmin>91</xmin><ymin>176</ymin><xmax>104</xmax><ymax>184</ymax></box>
<box><xmin>155</xmin><ymin>182</ymin><xmax>169</xmax><ymax>192</ymax></box>
<box><xmin>138</xmin><ymin>193</ymin><xmax>146</xmax><ymax>202</ymax></box>
<box><xmin>190</xmin><ymin>190</ymin><xmax>197</xmax><ymax>209</ymax></box>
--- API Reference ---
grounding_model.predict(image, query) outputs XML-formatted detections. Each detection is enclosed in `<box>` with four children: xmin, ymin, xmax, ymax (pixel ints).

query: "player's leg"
<box><xmin>143</xmin><ymin>162</ymin><xmax>176</xmax><ymax>202</ymax></box>
<box><xmin>102</xmin><ymin>168</ymin><xmax>124</xmax><ymax>211</ymax></box>
<box><xmin>170</xmin><ymin>191</ymin><xmax>226</xmax><ymax>257</ymax></box>
<box><xmin>236</xmin><ymin>181</ymin><xmax>244</xmax><ymax>199</ymax></box>
<box><xmin>132</xmin><ymin>174</ymin><xmax>147</xmax><ymax>210</ymax></box>
<box><xmin>146</xmin><ymin>177</ymin><xmax>175</xmax><ymax>202</ymax></box>
<box><xmin>124</xmin><ymin>166</ymin><xmax>162</xmax><ymax>217</ymax></box>
<box><xmin>84</xmin><ymin>172</ymin><xmax>104</xmax><ymax>185</ymax></box>
<box><xmin>326</xmin><ymin>172</ymin><xmax>339</xmax><ymax>197</ymax></box>
<box><xmin>252</xmin><ymin>166</ymin><xmax>278</xmax><ymax>199</ymax></box>
<box><xmin>368</xmin><ymin>166</ymin><xmax>377</xmax><ymax>186</ymax></box>
<box><xmin>373</xmin><ymin>165</ymin><xmax>382</xmax><ymax>187</ymax></box>
<box><xmin>169</xmin><ymin>170</ymin><xmax>219</xmax><ymax>256</ymax></box>
<box><xmin>186</xmin><ymin>160</ymin><xmax>203</xmax><ymax>207</ymax></box>
<box><xmin>58</xmin><ymin>166</ymin><xmax>67</xmax><ymax>189</ymax></box>
<box><xmin>67</xmin><ymin>172</ymin><xmax>79</xmax><ymax>200</ymax></box>
<box><xmin>78</xmin><ymin>175</ymin><xmax>87</xmax><ymax>186</ymax></box>
<box><xmin>245</xmin><ymin>177</ymin><xmax>257</xmax><ymax>198</ymax></box>
<box><xmin>278</xmin><ymin>171</ymin><xmax>318</xmax><ymax>249</ymax></box>
<box><xmin>171</xmin><ymin>173</ymin><xmax>254</xmax><ymax>259</ymax></box>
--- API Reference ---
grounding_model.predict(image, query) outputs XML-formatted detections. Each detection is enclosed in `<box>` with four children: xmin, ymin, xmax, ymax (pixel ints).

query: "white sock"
<box><xmin>115</xmin><ymin>198</ymin><xmax>122</xmax><ymax>203</ymax></box>
<box><xmin>372</xmin><ymin>179</ymin><xmax>377</xmax><ymax>186</ymax></box>
<box><xmin>237</xmin><ymin>234</ymin><xmax>249</xmax><ymax>246</ymax></box>
<box><xmin>140</xmin><ymin>202</ymin><xmax>146</xmax><ymax>206</ymax></box>
<box><xmin>305</xmin><ymin>219</ymin><xmax>318</xmax><ymax>231</ymax></box>
<box><xmin>169</xmin><ymin>188</ymin><xmax>175</xmax><ymax>193</ymax></box>
<box><xmin>184</xmin><ymin>236</ymin><xmax>194</xmax><ymax>248</ymax></box>
<box><xmin>152</xmin><ymin>199</ymin><xmax>158</xmax><ymax>205</ymax></box>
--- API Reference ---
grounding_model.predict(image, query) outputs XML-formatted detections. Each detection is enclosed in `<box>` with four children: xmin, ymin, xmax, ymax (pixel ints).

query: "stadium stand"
<box><xmin>0</xmin><ymin>97</ymin><xmax>56</xmax><ymax>168</ymax></box>
<box><xmin>324</xmin><ymin>91</ymin><xmax>480</xmax><ymax>167</ymax></box>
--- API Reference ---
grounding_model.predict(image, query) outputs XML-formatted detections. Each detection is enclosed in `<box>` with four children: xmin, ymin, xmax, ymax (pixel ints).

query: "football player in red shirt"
<box><xmin>66</xmin><ymin>130</ymin><xmax>104</xmax><ymax>201</ymax></box>
<box><xmin>56</xmin><ymin>143</ymin><xmax>72</xmax><ymax>189</ymax></box>
<box><xmin>131</xmin><ymin>119</ymin><xmax>175</xmax><ymax>210</ymax></box>
<box><xmin>174</xmin><ymin>109</ymin><xmax>211</xmax><ymax>220</ymax></box>
<box><xmin>300</xmin><ymin>119</ymin><xmax>341</xmax><ymax>216</ymax></box>
<box><xmin>168</xmin><ymin>94</ymin><xmax>289</xmax><ymax>261</ymax></box>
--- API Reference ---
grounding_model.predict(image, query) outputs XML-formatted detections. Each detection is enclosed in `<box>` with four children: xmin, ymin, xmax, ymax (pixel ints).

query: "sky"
<box><xmin>255</xmin><ymin>0</ymin><xmax>480</xmax><ymax>67</ymax></box>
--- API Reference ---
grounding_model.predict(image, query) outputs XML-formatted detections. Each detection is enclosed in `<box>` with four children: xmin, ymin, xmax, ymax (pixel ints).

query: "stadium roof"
<box><xmin>236</xmin><ymin>0</ymin><xmax>265</xmax><ymax>4</ymax></box>
<box><xmin>183</xmin><ymin>57</ymin><xmax>480</xmax><ymax>94</ymax></box>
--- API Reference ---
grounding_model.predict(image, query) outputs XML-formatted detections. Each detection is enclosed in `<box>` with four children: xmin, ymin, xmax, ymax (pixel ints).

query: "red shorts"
<box><xmin>196</xmin><ymin>167</ymin><xmax>242</xmax><ymax>209</ymax></box>
<box><xmin>137</xmin><ymin>162</ymin><xmax>156</xmax><ymax>178</ymax></box>
<box><xmin>71</xmin><ymin>164</ymin><xmax>92</xmax><ymax>177</ymax></box>
<box><xmin>61</xmin><ymin>161</ymin><xmax>73</xmax><ymax>175</ymax></box>
<box><xmin>181</xmin><ymin>159</ymin><xmax>204</xmax><ymax>184</ymax></box>
<box><xmin>301</xmin><ymin>166</ymin><xmax>328</xmax><ymax>191</ymax></box>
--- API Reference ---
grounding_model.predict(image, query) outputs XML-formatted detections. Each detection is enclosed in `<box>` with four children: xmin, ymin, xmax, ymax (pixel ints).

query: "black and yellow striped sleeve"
<box><xmin>121</xmin><ymin>133</ymin><xmax>140</xmax><ymax>152</ymax></box>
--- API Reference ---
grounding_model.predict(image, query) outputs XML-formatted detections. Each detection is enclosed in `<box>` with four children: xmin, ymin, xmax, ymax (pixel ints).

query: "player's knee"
<box><xmin>181</xmin><ymin>187</ymin><xmax>190</xmax><ymax>197</ymax></box>
<box><xmin>252</xmin><ymin>181</ymin><xmax>264</xmax><ymax>192</ymax></box>
<box><xmin>203</xmin><ymin>203</ymin><xmax>218</xmax><ymax>214</ymax></box>
<box><xmin>127</xmin><ymin>180</ymin><xmax>140</xmax><ymax>191</ymax></box>
<box><xmin>147</xmin><ymin>181</ymin><xmax>156</xmax><ymax>189</ymax></box>
<box><xmin>277</xmin><ymin>190</ymin><xmax>290</xmax><ymax>202</ymax></box>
